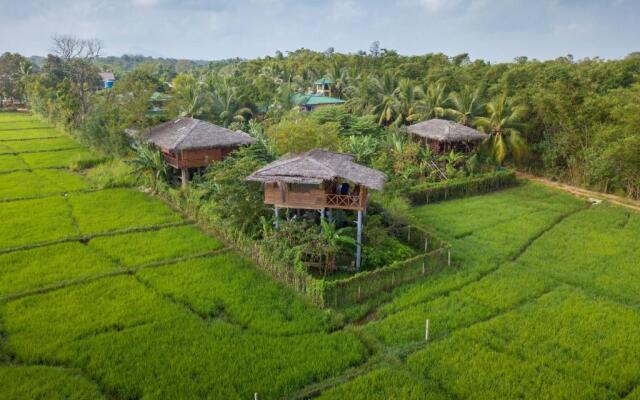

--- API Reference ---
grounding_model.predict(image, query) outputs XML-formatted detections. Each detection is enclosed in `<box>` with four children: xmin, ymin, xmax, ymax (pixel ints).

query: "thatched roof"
<box><xmin>247</xmin><ymin>149</ymin><xmax>386</xmax><ymax>191</ymax></box>
<box><xmin>407</xmin><ymin>119</ymin><xmax>488</xmax><ymax>142</ymax></box>
<box><xmin>144</xmin><ymin>118</ymin><xmax>254</xmax><ymax>151</ymax></box>
<box><xmin>99</xmin><ymin>72</ymin><xmax>115</xmax><ymax>81</ymax></box>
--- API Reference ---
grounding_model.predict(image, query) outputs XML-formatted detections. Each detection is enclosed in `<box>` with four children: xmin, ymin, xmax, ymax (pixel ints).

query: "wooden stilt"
<box><xmin>356</xmin><ymin>209</ymin><xmax>363</xmax><ymax>271</ymax></box>
<box><xmin>274</xmin><ymin>207</ymin><xmax>280</xmax><ymax>229</ymax></box>
<box><xmin>181</xmin><ymin>168</ymin><xmax>188</xmax><ymax>188</ymax></box>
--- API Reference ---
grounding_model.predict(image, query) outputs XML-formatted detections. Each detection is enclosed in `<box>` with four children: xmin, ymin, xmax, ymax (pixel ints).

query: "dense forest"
<box><xmin>1</xmin><ymin>39</ymin><xmax>639</xmax><ymax>200</ymax></box>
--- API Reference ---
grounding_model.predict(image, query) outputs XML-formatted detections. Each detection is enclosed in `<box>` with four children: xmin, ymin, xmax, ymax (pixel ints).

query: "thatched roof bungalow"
<box><xmin>407</xmin><ymin>119</ymin><xmax>488</xmax><ymax>154</ymax></box>
<box><xmin>247</xmin><ymin>149</ymin><xmax>385</xmax><ymax>211</ymax></box>
<box><xmin>144</xmin><ymin>117</ymin><xmax>254</xmax><ymax>186</ymax></box>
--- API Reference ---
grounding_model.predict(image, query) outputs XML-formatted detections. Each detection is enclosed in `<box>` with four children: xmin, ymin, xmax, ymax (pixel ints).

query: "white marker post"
<box><xmin>425</xmin><ymin>319</ymin><xmax>430</xmax><ymax>341</ymax></box>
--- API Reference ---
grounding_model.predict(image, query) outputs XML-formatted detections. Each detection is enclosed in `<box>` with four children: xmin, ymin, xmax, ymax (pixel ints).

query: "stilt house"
<box><xmin>145</xmin><ymin>117</ymin><xmax>254</xmax><ymax>186</ymax></box>
<box><xmin>407</xmin><ymin>119</ymin><xmax>488</xmax><ymax>154</ymax></box>
<box><xmin>246</xmin><ymin>149</ymin><xmax>386</xmax><ymax>269</ymax></box>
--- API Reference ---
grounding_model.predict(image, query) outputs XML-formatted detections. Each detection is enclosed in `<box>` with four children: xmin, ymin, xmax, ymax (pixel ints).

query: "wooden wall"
<box><xmin>264</xmin><ymin>183</ymin><xmax>327</xmax><ymax>209</ymax></box>
<box><xmin>162</xmin><ymin>146</ymin><xmax>237</xmax><ymax>169</ymax></box>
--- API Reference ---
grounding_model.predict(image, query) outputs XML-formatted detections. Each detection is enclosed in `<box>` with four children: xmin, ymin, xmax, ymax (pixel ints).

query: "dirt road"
<box><xmin>517</xmin><ymin>172</ymin><xmax>640</xmax><ymax>213</ymax></box>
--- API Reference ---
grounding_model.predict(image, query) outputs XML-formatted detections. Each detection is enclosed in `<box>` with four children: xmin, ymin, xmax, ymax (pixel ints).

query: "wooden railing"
<box><xmin>326</xmin><ymin>194</ymin><xmax>361</xmax><ymax>209</ymax></box>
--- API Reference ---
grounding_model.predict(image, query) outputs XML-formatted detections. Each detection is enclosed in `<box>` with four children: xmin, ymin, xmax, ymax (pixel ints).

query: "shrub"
<box><xmin>407</xmin><ymin>170</ymin><xmax>517</xmax><ymax>204</ymax></box>
<box><xmin>68</xmin><ymin>153</ymin><xmax>109</xmax><ymax>171</ymax></box>
<box><xmin>267</xmin><ymin>112</ymin><xmax>340</xmax><ymax>154</ymax></box>
<box><xmin>85</xmin><ymin>159</ymin><xmax>138</xmax><ymax>189</ymax></box>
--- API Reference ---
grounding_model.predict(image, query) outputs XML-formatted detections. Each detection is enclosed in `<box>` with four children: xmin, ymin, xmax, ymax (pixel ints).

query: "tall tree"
<box><xmin>476</xmin><ymin>94</ymin><xmax>528</xmax><ymax>165</ymax></box>
<box><xmin>447</xmin><ymin>86</ymin><xmax>484</xmax><ymax>126</ymax></box>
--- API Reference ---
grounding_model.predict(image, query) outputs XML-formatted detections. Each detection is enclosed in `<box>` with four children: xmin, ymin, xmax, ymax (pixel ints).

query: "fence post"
<box><xmin>358</xmin><ymin>284</ymin><xmax>361</xmax><ymax>300</ymax></box>
<box><xmin>424</xmin><ymin>237</ymin><xmax>428</xmax><ymax>252</ymax></box>
<box><xmin>422</xmin><ymin>260</ymin><xmax>425</xmax><ymax>275</ymax></box>
<box><xmin>447</xmin><ymin>248</ymin><xmax>451</xmax><ymax>267</ymax></box>
<box><xmin>425</xmin><ymin>319</ymin><xmax>430</xmax><ymax>341</ymax></box>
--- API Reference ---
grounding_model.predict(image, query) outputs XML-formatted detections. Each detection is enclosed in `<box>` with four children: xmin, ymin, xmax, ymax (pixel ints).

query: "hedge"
<box><xmin>407</xmin><ymin>171</ymin><xmax>517</xmax><ymax>205</ymax></box>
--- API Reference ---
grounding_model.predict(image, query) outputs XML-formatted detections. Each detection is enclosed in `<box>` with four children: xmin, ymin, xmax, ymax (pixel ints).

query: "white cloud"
<box><xmin>330</xmin><ymin>0</ymin><xmax>363</xmax><ymax>23</ymax></box>
<box><xmin>417</xmin><ymin>0</ymin><xmax>461</xmax><ymax>12</ymax></box>
<box><xmin>131</xmin><ymin>0</ymin><xmax>159</xmax><ymax>7</ymax></box>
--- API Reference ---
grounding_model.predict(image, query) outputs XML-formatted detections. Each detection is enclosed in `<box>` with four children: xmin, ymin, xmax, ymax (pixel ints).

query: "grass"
<box><xmin>136</xmin><ymin>254</ymin><xmax>335</xmax><ymax>334</ymax></box>
<box><xmin>67</xmin><ymin>188</ymin><xmax>183</xmax><ymax>235</ymax></box>
<box><xmin>405</xmin><ymin>288</ymin><xmax>640</xmax><ymax>399</ymax></box>
<box><xmin>0</xmin><ymin>365</ymin><xmax>105</xmax><ymax>399</ymax></box>
<box><xmin>84</xmin><ymin>159</ymin><xmax>138</xmax><ymax>189</ymax></box>
<box><xmin>0</xmin><ymin>137</ymin><xmax>81</xmax><ymax>153</ymax></box>
<box><xmin>0</xmin><ymin>242</ymin><xmax>121</xmax><ymax>297</ymax></box>
<box><xmin>0</xmin><ymin>196</ymin><xmax>77</xmax><ymax>250</ymax></box>
<box><xmin>0</xmin><ymin>169</ymin><xmax>88</xmax><ymax>199</ymax></box>
<box><xmin>317</xmin><ymin>367</ymin><xmax>448</xmax><ymax>400</ymax></box>
<box><xmin>1</xmin><ymin>275</ymin><xmax>367</xmax><ymax>399</ymax></box>
<box><xmin>0</xmin><ymin>154</ymin><xmax>29</xmax><ymax>171</ymax></box>
<box><xmin>0</xmin><ymin>127</ymin><xmax>65</xmax><ymax>140</ymax></box>
<box><xmin>20</xmin><ymin>148</ymin><xmax>97</xmax><ymax>169</ymax></box>
<box><xmin>89</xmin><ymin>225</ymin><xmax>224</xmax><ymax>266</ymax></box>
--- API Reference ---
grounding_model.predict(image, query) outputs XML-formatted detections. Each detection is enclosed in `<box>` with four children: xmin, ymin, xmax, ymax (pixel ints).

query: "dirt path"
<box><xmin>517</xmin><ymin>172</ymin><xmax>640</xmax><ymax>213</ymax></box>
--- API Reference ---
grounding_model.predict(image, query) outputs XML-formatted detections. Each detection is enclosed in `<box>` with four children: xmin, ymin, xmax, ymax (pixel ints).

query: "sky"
<box><xmin>0</xmin><ymin>0</ymin><xmax>638</xmax><ymax>62</ymax></box>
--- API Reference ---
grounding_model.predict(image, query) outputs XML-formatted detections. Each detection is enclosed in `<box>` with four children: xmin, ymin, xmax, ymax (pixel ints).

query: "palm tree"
<box><xmin>129</xmin><ymin>144</ymin><xmax>169</xmax><ymax>192</ymax></box>
<box><xmin>475</xmin><ymin>94</ymin><xmax>528</xmax><ymax>165</ymax></box>
<box><xmin>423</xmin><ymin>82</ymin><xmax>451</xmax><ymax>119</ymax></box>
<box><xmin>371</xmin><ymin>72</ymin><xmax>399</xmax><ymax>125</ymax></box>
<box><xmin>448</xmin><ymin>86</ymin><xmax>484</xmax><ymax>126</ymax></box>
<box><xmin>390</xmin><ymin>79</ymin><xmax>425</xmax><ymax>126</ymax></box>
<box><xmin>325</xmin><ymin>63</ymin><xmax>350</xmax><ymax>98</ymax></box>
<box><xmin>319</xmin><ymin>219</ymin><xmax>356</xmax><ymax>275</ymax></box>
<box><xmin>169</xmin><ymin>74</ymin><xmax>206</xmax><ymax>117</ymax></box>
<box><xmin>209</xmin><ymin>77</ymin><xmax>252</xmax><ymax>127</ymax></box>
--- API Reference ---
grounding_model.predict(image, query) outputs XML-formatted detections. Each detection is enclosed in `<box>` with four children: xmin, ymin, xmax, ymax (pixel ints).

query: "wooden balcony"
<box><xmin>263</xmin><ymin>183</ymin><xmax>367</xmax><ymax>211</ymax></box>
<box><xmin>326</xmin><ymin>194</ymin><xmax>363</xmax><ymax>210</ymax></box>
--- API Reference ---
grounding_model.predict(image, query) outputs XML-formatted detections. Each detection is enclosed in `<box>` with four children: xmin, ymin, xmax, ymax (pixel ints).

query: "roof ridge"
<box><xmin>172</xmin><ymin>118</ymin><xmax>198</xmax><ymax>150</ymax></box>
<box><xmin>253</xmin><ymin>154</ymin><xmax>303</xmax><ymax>175</ymax></box>
<box><xmin>307</xmin><ymin>156</ymin><xmax>337</xmax><ymax>176</ymax></box>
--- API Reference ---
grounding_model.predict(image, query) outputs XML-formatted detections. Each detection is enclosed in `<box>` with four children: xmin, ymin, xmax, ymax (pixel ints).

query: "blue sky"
<box><xmin>0</xmin><ymin>0</ymin><xmax>638</xmax><ymax>62</ymax></box>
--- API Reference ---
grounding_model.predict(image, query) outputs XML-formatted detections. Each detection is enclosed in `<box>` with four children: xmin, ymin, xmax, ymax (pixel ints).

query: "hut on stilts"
<box><xmin>247</xmin><ymin>149</ymin><xmax>386</xmax><ymax>271</ymax></box>
<box><xmin>407</xmin><ymin>119</ymin><xmax>488</xmax><ymax>154</ymax></box>
<box><xmin>144</xmin><ymin>117</ymin><xmax>254</xmax><ymax>187</ymax></box>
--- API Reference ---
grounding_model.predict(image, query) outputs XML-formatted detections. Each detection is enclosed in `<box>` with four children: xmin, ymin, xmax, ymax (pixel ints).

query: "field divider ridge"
<box><xmin>0</xmin><ymin>221</ymin><xmax>193</xmax><ymax>256</ymax></box>
<box><xmin>0</xmin><ymin>146</ymin><xmax>83</xmax><ymax>156</ymax></box>
<box><xmin>0</xmin><ymin>247</ymin><xmax>231</xmax><ymax>303</ymax></box>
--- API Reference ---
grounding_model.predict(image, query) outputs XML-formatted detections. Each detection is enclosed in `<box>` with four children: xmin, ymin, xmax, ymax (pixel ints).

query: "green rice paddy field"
<box><xmin>1</xmin><ymin>112</ymin><xmax>639</xmax><ymax>399</ymax></box>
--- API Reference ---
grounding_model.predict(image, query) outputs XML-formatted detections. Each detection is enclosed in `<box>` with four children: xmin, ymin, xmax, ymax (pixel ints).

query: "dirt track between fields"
<box><xmin>517</xmin><ymin>172</ymin><xmax>640</xmax><ymax>213</ymax></box>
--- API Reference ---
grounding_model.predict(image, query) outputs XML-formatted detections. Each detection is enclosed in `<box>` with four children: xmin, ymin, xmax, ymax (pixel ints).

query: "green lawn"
<box><xmin>1</xmin><ymin>113</ymin><xmax>640</xmax><ymax>399</ymax></box>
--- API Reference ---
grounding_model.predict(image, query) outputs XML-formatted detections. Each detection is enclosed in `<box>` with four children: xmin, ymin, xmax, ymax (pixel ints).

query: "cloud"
<box><xmin>131</xmin><ymin>0</ymin><xmax>159</xmax><ymax>7</ymax></box>
<box><xmin>329</xmin><ymin>0</ymin><xmax>363</xmax><ymax>23</ymax></box>
<box><xmin>417</xmin><ymin>0</ymin><xmax>461</xmax><ymax>12</ymax></box>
